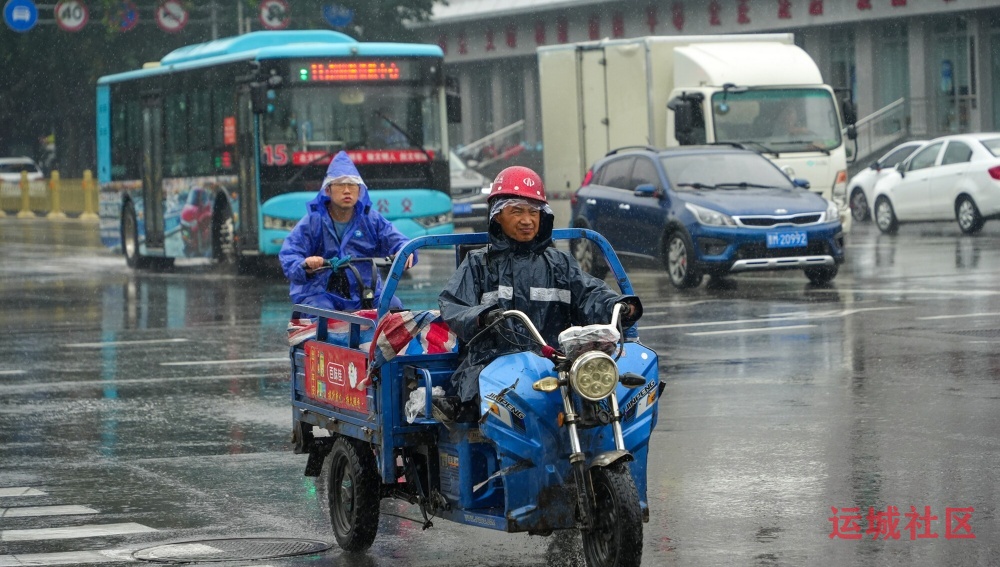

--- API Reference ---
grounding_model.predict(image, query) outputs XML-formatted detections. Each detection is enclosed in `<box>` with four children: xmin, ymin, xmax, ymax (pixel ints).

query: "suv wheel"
<box><xmin>571</xmin><ymin>222</ymin><xmax>609</xmax><ymax>279</ymax></box>
<box><xmin>664</xmin><ymin>231</ymin><xmax>702</xmax><ymax>289</ymax></box>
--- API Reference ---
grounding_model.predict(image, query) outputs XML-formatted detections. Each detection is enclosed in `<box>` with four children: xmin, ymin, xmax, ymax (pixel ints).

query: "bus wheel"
<box><xmin>122</xmin><ymin>204</ymin><xmax>151</xmax><ymax>270</ymax></box>
<box><xmin>213</xmin><ymin>200</ymin><xmax>238</xmax><ymax>268</ymax></box>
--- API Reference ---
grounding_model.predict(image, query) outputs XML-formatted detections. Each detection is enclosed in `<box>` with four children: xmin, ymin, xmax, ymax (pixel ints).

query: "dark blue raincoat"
<box><xmin>438</xmin><ymin>202</ymin><xmax>642</xmax><ymax>402</ymax></box>
<box><xmin>279</xmin><ymin>151</ymin><xmax>411</xmax><ymax>311</ymax></box>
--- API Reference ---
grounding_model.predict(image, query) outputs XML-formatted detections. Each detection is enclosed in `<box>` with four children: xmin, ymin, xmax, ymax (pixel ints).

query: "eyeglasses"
<box><xmin>327</xmin><ymin>183</ymin><xmax>360</xmax><ymax>192</ymax></box>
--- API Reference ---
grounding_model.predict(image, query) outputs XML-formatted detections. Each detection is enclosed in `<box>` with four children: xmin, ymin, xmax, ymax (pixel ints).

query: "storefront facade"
<box><xmin>414</xmin><ymin>0</ymin><xmax>1000</xmax><ymax>154</ymax></box>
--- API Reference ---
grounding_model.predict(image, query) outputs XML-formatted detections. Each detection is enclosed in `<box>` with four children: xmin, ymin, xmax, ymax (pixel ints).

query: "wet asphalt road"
<box><xmin>1</xmin><ymin>215</ymin><xmax>1000</xmax><ymax>567</ymax></box>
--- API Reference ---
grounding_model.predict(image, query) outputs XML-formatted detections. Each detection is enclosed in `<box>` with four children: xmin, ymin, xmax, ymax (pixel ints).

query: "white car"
<box><xmin>847</xmin><ymin>140</ymin><xmax>925</xmax><ymax>222</ymax></box>
<box><xmin>871</xmin><ymin>133</ymin><xmax>1000</xmax><ymax>235</ymax></box>
<box><xmin>0</xmin><ymin>157</ymin><xmax>43</xmax><ymax>183</ymax></box>
<box><xmin>449</xmin><ymin>150</ymin><xmax>490</xmax><ymax>232</ymax></box>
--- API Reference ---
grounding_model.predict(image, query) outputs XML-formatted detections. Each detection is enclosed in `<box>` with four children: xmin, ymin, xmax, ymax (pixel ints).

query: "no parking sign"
<box><xmin>260</xmin><ymin>0</ymin><xmax>290</xmax><ymax>30</ymax></box>
<box><xmin>155</xmin><ymin>0</ymin><xmax>187</xmax><ymax>33</ymax></box>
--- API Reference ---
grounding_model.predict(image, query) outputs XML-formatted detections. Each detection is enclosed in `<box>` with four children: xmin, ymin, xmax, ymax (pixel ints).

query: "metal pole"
<box><xmin>211</xmin><ymin>1</ymin><xmax>218</xmax><ymax>39</ymax></box>
<box><xmin>237</xmin><ymin>1</ymin><xmax>244</xmax><ymax>34</ymax></box>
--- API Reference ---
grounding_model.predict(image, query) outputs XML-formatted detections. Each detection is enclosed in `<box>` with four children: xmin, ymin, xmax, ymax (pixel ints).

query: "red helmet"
<box><xmin>487</xmin><ymin>166</ymin><xmax>547</xmax><ymax>205</ymax></box>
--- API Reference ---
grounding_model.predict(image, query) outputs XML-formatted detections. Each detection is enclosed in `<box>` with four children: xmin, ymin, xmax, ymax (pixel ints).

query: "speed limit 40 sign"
<box><xmin>54</xmin><ymin>0</ymin><xmax>88</xmax><ymax>32</ymax></box>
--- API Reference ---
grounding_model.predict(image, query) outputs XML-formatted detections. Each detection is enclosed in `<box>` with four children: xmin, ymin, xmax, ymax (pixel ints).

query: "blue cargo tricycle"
<box><xmin>290</xmin><ymin>229</ymin><xmax>662</xmax><ymax>567</ymax></box>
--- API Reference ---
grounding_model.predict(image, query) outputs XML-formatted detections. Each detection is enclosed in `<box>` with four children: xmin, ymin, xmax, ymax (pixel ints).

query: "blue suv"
<box><xmin>569</xmin><ymin>146</ymin><xmax>845</xmax><ymax>288</ymax></box>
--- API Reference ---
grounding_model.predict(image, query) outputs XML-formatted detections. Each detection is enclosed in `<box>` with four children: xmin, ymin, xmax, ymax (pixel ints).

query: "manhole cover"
<box><xmin>133</xmin><ymin>537</ymin><xmax>331</xmax><ymax>563</ymax></box>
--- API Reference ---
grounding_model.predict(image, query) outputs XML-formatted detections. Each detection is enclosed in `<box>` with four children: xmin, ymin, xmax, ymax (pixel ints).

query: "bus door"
<box><xmin>236</xmin><ymin>87</ymin><xmax>259</xmax><ymax>254</ymax></box>
<box><xmin>140</xmin><ymin>93</ymin><xmax>165</xmax><ymax>252</ymax></box>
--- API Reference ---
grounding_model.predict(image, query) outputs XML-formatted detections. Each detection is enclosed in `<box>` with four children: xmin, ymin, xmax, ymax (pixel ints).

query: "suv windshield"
<box><xmin>662</xmin><ymin>152</ymin><xmax>795</xmax><ymax>191</ymax></box>
<box><xmin>711</xmin><ymin>88</ymin><xmax>842</xmax><ymax>152</ymax></box>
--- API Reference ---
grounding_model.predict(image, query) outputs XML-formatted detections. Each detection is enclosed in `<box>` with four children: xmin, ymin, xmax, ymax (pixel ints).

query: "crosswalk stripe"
<box><xmin>0</xmin><ymin>505</ymin><xmax>98</xmax><ymax>518</ymax></box>
<box><xmin>0</xmin><ymin>548</ymin><xmax>136</xmax><ymax>566</ymax></box>
<box><xmin>1</xmin><ymin>522</ymin><xmax>157</xmax><ymax>542</ymax></box>
<box><xmin>0</xmin><ymin>488</ymin><xmax>46</xmax><ymax>498</ymax></box>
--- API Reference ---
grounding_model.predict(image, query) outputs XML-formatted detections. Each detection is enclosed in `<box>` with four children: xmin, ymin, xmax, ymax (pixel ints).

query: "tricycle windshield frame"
<box><xmin>377</xmin><ymin>229</ymin><xmax>635</xmax><ymax>317</ymax></box>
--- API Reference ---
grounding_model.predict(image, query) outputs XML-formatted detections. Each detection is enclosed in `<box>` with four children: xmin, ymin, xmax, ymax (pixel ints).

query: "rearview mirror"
<box><xmin>792</xmin><ymin>178</ymin><xmax>810</xmax><ymax>189</ymax></box>
<box><xmin>634</xmin><ymin>183</ymin><xmax>657</xmax><ymax>197</ymax></box>
<box><xmin>896</xmin><ymin>162</ymin><xmax>906</xmax><ymax>178</ymax></box>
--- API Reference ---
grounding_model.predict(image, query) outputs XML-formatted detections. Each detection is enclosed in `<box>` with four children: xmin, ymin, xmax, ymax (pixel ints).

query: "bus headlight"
<box><xmin>569</xmin><ymin>351</ymin><xmax>619</xmax><ymax>401</ymax></box>
<box><xmin>263</xmin><ymin>215</ymin><xmax>298</xmax><ymax>231</ymax></box>
<box><xmin>414</xmin><ymin>211</ymin><xmax>453</xmax><ymax>228</ymax></box>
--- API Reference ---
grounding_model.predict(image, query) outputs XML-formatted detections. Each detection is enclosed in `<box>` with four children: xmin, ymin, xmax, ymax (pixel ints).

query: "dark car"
<box><xmin>569</xmin><ymin>146</ymin><xmax>845</xmax><ymax>289</ymax></box>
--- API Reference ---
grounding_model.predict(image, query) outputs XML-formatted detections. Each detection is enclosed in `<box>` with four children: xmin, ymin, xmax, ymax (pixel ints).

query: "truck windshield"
<box><xmin>711</xmin><ymin>88</ymin><xmax>842</xmax><ymax>153</ymax></box>
<box><xmin>262</xmin><ymin>84</ymin><xmax>443</xmax><ymax>155</ymax></box>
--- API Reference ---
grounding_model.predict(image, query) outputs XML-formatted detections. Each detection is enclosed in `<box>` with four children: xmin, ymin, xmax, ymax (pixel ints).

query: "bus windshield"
<box><xmin>711</xmin><ymin>88</ymin><xmax>842</xmax><ymax>153</ymax></box>
<box><xmin>262</xmin><ymin>84</ymin><xmax>444</xmax><ymax>157</ymax></box>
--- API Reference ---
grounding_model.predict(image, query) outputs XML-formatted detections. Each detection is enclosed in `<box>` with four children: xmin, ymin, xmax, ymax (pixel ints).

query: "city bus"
<box><xmin>97</xmin><ymin>30</ymin><xmax>457</xmax><ymax>271</ymax></box>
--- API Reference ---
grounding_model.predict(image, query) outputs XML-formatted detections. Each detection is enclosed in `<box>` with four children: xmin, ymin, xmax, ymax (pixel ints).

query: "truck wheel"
<box><xmin>663</xmin><ymin>231</ymin><xmax>702</xmax><ymax>289</ymax></box>
<box><xmin>956</xmin><ymin>196</ymin><xmax>984</xmax><ymax>235</ymax></box>
<box><xmin>321</xmin><ymin>437</ymin><xmax>381</xmax><ymax>552</ymax></box>
<box><xmin>804</xmin><ymin>265</ymin><xmax>838</xmax><ymax>285</ymax></box>
<box><xmin>581</xmin><ymin>463</ymin><xmax>643</xmax><ymax>567</ymax></box>
<box><xmin>121</xmin><ymin>204</ymin><xmax>151</xmax><ymax>270</ymax></box>
<box><xmin>874</xmin><ymin>196</ymin><xmax>898</xmax><ymax>235</ymax></box>
<box><xmin>571</xmin><ymin>225</ymin><xmax>609</xmax><ymax>279</ymax></box>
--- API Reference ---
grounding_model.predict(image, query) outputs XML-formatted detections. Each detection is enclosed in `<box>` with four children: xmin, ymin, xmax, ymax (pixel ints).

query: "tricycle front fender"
<box><xmin>589</xmin><ymin>449</ymin><xmax>634</xmax><ymax>469</ymax></box>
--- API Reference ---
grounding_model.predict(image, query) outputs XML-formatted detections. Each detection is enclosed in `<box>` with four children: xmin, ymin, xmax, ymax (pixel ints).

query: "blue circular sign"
<box><xmin>3</xmin><ymin>0</ymin><xmax>38</xmax><ymax>33</ymax></box>
<box><xmin>322</xmin><ymin>4</ymin><xmax>353</xmax><ymax>28</ymax></box>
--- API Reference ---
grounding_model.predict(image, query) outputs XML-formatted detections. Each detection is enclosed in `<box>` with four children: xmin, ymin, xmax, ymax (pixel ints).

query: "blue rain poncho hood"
<box><xmin>307</xmin><ymin>151</ymin><xmax>372</xmax><ymax>215</ymax></box>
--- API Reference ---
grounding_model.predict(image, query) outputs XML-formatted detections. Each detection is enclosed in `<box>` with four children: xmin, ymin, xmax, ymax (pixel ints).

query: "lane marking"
<box><xmin>810</xmin><ymin>288</ymin><xmax>1000</xmax><ymax>297</ymax></box>
<box><xmin>160</xmin><ymin>357</ymin><xmax>286</xmax><ymax>367</ymax></box>
<box><xmin>917</xmin><ymin>312</ymin><xmax>1000</xmax><ymax>321</ymax></box>
<box><xmin>643</xmin><ymin>306</ymin><xmax>901</xmax><ymax>331</ymax></box>
<box><xmin>0</xmin><ymin>488</ymin><xmax>46</xmax><ymax>498</ymax></box>
<box><xmin>2</xmin><ymin>522</ymin><xmax>157</xmax><ymax>542</ymax></box>
<box><xmin>0</xmin><ymin>549</ymin><xmax>136</xmax><ymax>565</ymax></box>
<box><xmin>687</xmin><ymin>324</ymin><xmax>816</xmax><ymax>336</ymax></box>
<box><xmin>65</xmin><ymin>338</ymin><xmax>189</xmax><ymax>348</ymax></box>
<box><xmin>0</xmin><ymin>505</ymin><xmax>98</xmax><ymax>518</ymax></box>
<box><xmin>0</xmin><ymin>370</ymin><xmax>25</xmax><ymax>376</ymax></box>
<box><xmin>0</xmin><ymin>374</ymin><xmax>281</xmax><ymax>395</ymax></box>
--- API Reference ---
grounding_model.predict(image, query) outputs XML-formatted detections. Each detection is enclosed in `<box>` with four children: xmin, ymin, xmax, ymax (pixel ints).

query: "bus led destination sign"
<box><xmin>297</xmin><ymin>61</ymin><xmax>404</xmax><ymax>82</ymax></box>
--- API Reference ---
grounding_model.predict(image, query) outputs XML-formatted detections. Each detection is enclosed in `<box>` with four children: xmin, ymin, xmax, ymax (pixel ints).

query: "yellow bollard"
<box><xmin>47</xmin><ymin>170</ymin><xmax>67</xmax><ymax>220</ymax></box>
<box><xmin>17</xmin><ymin>170</ymin><xmax>35</xmax><ymax>218</ymax></box>
<box><xmin>80</xmin><ymin>169</ymin><xmax>99</xmax><ymax>222</ymax></box>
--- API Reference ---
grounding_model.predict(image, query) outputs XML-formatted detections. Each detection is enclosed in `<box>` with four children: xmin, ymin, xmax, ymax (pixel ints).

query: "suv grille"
<box><xmin>735</xmin><ymin>213</ymin><xmax>822</xmax><ymax>227</ymax></box>
<box><xmin>737</xmin><ymin>241</ymin><xmax>830</xmax><ymax>259</ymax></box>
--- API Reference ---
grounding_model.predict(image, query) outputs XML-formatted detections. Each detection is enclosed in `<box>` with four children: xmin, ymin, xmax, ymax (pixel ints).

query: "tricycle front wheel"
<box><xmin>321</xmin><ymin>437</ymin><xmax>381</xmax><ymax>552</ymax></box>
<box><xmin>582</xmin><ymin>463</ymin><xmax>643</xmax><ymax>567</ymax></box>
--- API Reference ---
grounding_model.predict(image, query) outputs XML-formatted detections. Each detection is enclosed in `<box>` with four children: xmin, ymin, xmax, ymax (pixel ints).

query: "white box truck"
<box><xmin>538</xmin><ymin>34</ymin><xmax>857</xmax><ymax>228</ymax></box>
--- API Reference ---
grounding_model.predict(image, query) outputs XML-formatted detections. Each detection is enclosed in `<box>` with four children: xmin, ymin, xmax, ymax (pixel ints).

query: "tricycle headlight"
<box><xmin>569</xmin><ymin>351</ymin><xmax>619</xmax><ymax>401</ymax></box>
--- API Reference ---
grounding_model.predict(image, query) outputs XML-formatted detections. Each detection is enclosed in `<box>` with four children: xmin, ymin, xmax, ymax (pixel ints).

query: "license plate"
<box><xmin>766</xmin><ymin>231</ymin><xmax>808</xmax><ymax>248</ymax></box>
<box><xmin>453</xmin><ymin>203</ymin><xmax>473</xmax><ymax>215</ymax></box>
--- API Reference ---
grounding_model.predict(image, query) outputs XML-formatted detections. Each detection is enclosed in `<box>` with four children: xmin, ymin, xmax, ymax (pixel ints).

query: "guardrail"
<box><xmin>0</xmin><ymin>170</ymin><xmax>99</xmax><ymax>221</ymax></box>
<box><xmin>845</xmin><ymin>98</ymin><xmax>908</xmax><ymax>165</ymax></box>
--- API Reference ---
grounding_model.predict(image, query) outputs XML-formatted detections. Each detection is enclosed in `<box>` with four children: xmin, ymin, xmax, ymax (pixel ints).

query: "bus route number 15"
<box><xmin>263</xmin><ymin>144</ymin><xmax>289</xmax><ymax>166</ymax></box>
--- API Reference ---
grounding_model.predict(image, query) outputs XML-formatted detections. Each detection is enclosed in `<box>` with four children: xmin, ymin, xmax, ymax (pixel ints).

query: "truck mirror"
<box><xmin>845</xmin><ymin>125</ymin><xmax>857</xmax><ymax>141</ymax></box>
<box><xmin>842</xmin><ymin>99</ymin><xmax>857</xmax><ymax>125</ymax></box>
<box><xmin>668</xmin><ymin>97</ymin><xmax>695</xmax><ymax>145</ymax></box>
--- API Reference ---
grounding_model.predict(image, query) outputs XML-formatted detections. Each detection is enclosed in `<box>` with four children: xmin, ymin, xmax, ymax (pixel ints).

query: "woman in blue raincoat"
<box><xmin>280</xmin><ymin>151</ymin><xmax>413</xmax><ymax>311</ymax></box>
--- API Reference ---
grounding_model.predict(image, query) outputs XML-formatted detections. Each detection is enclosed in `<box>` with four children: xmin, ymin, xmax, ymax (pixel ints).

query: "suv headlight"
<box><xmin>685</xmin><ymin>202</ymin><xmax>735</xmax><ymax>226</ymax></box>
<box><xmin>569</xmin><ymin>351</ymin><xmax>619</xmax><ymax>401</ymax></box>
<box><xmin>263</xmin><ymin>215</ymin><xmax>299</xmax><ymax>231</ymax></box>
<box><xmin>414</xmin><ymin>211</ymin><xmax>453</xmax><ymax>228</ymax></box>
<box><xmin>824</xmin><ymin>199</ymin><xmax>840</xmax><ymax>223</ymax></box>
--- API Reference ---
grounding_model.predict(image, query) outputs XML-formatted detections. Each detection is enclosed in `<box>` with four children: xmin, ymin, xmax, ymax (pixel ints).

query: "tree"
<box><xmin>0</xmin><ymin>0</ymin><xmax>442</xmax><ymax>175</ymax></box>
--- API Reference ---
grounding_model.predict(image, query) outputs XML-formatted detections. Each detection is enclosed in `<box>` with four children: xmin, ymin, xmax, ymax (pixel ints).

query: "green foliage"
<box><xmin>0</xmin><ymin>0</ymin><xmax>442</xmax><ymax>174</ymax></box>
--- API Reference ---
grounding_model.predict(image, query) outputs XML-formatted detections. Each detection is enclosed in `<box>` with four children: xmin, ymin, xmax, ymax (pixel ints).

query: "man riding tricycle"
<box><xmin>288</xmin><ymin>167</ymin><xmax>662</xmax><ymax>567</ymax></box>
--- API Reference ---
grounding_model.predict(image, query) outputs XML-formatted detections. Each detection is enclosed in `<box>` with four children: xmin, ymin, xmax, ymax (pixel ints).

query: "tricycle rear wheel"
<box><xmin>581</xmin><ymin>463</ymin><xmax>643</xmax><ymax>567</ymax></box>
<box><xmin>322</xmin><ymin>437</ymin><xmax>381</xmax><ymax>552</ymax></box>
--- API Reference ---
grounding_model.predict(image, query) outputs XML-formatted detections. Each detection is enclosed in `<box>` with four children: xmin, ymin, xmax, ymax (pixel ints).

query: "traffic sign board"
<box><xmin>155</xmin><ymin>0</ymin><xmax>187</xmax><ymax>33</ymax></box>
<box><xmin>260</xmin><ymin>0</ymin><xmax>290</xmax><ymax>30</ymax></box>
<box><xmin>118</xmin><ymin>0</ymin><xmax>139</xmax><ymax>32</ymax></box>
<box><xmin>322</xmin><ymin>4</ymin><xmax>354</xmax><ymax>28</ymax></box>
<box><xmin>54</xmin><ymin>0</ymin><xmax>88</xmax><ymax>32</ymax></box>
<box><xmin>3</xmin><ymin>0</ymin><xmax>38</xmax><ymax>33</ymax></box>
